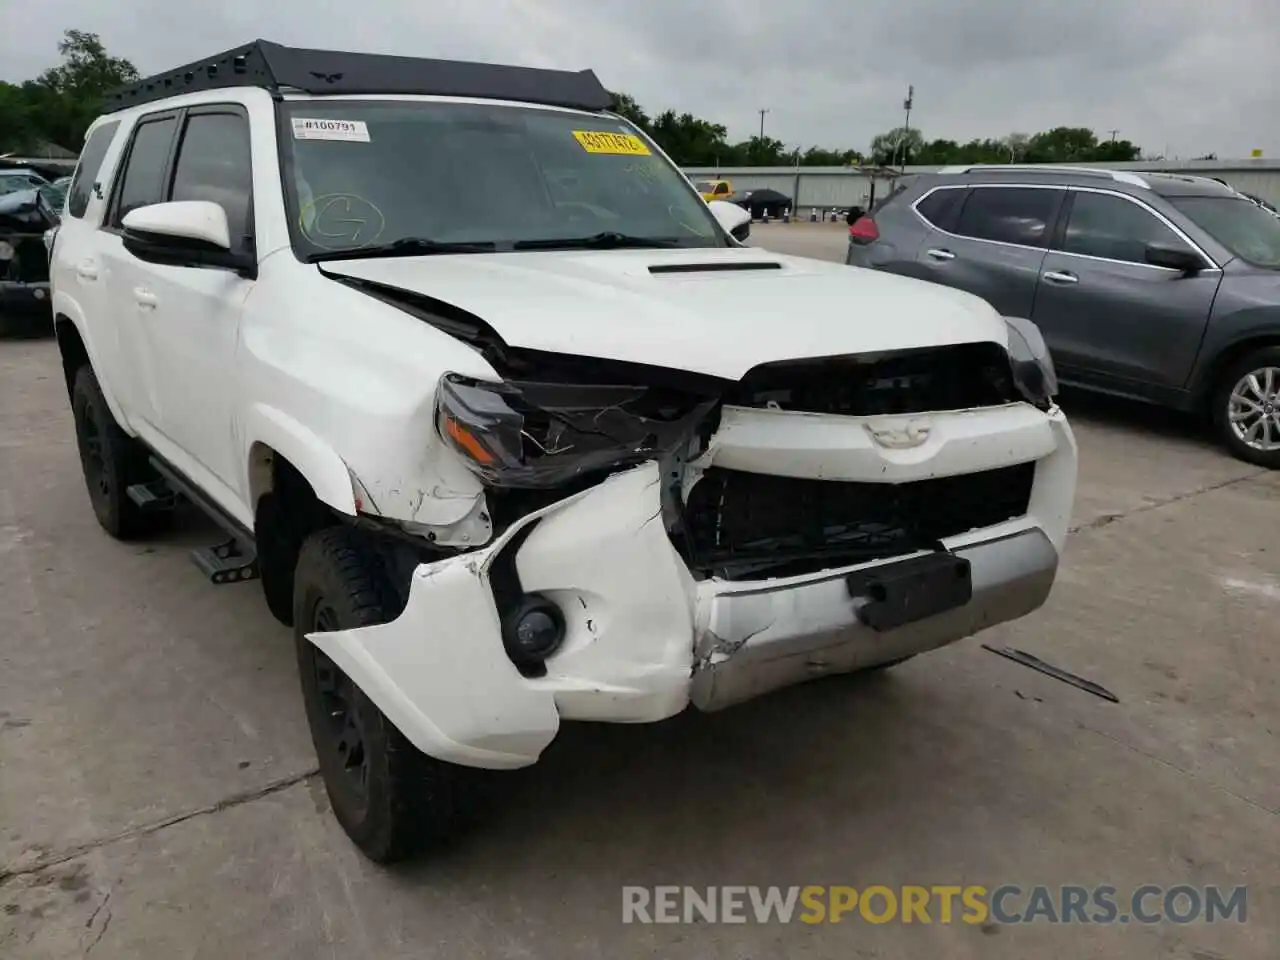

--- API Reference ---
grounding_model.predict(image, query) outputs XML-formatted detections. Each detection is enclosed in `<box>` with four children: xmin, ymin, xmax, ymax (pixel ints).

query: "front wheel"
<box><xmin>293</xmin><ymin>527</ymin><xmax>484</xmax><ymax>863</ymax></box>
<box><xmin>1210</xmin><ymin>347</ymin><xmax>1280</xmax><ymax>469</ymax></box>
<box><xmin>70</xmin><ymin>365</ymin><xmax>167</xmax><ymax>539</ymax></box>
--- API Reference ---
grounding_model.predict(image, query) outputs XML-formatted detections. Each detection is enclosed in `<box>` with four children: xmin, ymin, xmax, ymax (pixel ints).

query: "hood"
<box><xmin>0</xmin><ymin>188</ymin><xmax>60</xmax><ymax>232</ymax></box>
<box><xmin>320</xmin><ymin>247</ymin><xmax>1009</xmax><ymax>380</ymax></box>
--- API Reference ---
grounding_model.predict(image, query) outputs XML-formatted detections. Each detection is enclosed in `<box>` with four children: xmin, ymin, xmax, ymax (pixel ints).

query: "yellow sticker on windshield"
<box><xmin>573</xmin><ymin>130</ymin><xmax>652</xmax><ymax>156</ymax></box>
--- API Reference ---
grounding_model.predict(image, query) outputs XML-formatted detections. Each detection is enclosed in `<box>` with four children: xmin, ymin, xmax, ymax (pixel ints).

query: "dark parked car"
<box><xmin>846</xmin><ymin>165</ymin><xmax>1280</xmax><ymax>467</ymax></box>
<box><xmin>734</xmin><ymin>187</ymin><xmax>792</xmax><ymax>219</ymax></box>
<box><xmin>0</xmin><ymin>183</ymin><xmax>62</xmax><ymax>334</ymax></box>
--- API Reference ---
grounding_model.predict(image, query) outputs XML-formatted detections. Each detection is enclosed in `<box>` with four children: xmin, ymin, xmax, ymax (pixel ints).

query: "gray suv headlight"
<box><xmin>1003</xmin><ymin>316</ymin><xmax>1058</xmax><ymax>408</ymax></box>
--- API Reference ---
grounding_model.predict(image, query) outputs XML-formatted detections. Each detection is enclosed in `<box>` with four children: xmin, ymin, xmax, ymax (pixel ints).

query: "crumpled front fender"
<box><xmin>305</xmin><ymin>462</ymin><xmax>682</xmax><ymax>769</ymax></box>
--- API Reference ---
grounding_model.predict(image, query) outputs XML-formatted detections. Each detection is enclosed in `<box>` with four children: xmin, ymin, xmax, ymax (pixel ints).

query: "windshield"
<box><xmin>1170</xmin><ymin>196</ymin><xmax>1280</xmax><ymax>269</ymax></box>
<box><xmin>694</xmin><ymin>181</ymin><xmax>716</xmax><ymax>193</ymax></box>
<box><xmin>0</xmin><ymin>174</ymin><xmax>44</xmax><ymax>196</ymax></box>
<box><xmin>278</xmin><ymin>100</ymin><xmax>726</xmax><ymax>259</ymax></box>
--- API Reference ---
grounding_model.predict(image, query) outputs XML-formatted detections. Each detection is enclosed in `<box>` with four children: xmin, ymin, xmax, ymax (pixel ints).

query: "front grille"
<box><xmin>727</xmin><ymin>342</ymin><xmax>1017</xmax><ymax>417</ymax></box>
<box><xmin>679</xmin><ymin>462</ymin><xmax>1037</xmax><ymax>580</ymax></box>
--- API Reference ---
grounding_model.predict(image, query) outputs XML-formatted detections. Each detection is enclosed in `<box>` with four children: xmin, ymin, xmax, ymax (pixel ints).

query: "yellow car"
<box><xmin>693</xmin><ymin>178</ymin><xmax>734</xmax><ymax>203</ymax></box>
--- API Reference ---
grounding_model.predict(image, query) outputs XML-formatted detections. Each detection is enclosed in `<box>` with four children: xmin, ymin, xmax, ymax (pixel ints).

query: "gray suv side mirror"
<box><xmin>1144</xmin><ymin>242</ymin><xmax>1203</xmax><ymax>274</ymax></box>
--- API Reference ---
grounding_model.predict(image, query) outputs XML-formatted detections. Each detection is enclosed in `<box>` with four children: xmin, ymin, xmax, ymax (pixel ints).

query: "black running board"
<box><xmin>144</xmin><ymin>455</ymin><xmax>260</xmax><ymax>585</ymax></box>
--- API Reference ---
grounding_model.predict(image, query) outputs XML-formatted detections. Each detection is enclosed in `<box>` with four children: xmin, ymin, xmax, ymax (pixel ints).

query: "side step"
<box><xmin>192</xmin><ymin>538</ymin><xmax>260</xmax><ymax>585</ymax></box>
<box><xmin>126</xmin><ymin>479</ymin><xmax>177</xmax><ymax>513</ymax></box>
<box><xmin>142</xmin><ymin>456</ymin><xmax>261</xmax><ymax>587</ymax></box>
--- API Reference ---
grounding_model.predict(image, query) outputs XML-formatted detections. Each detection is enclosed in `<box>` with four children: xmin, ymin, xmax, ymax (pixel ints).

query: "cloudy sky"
<box><xmin>4</xmin><ymin>0</ymin><xmax>1277</xmax><ymax>159</ymax></box>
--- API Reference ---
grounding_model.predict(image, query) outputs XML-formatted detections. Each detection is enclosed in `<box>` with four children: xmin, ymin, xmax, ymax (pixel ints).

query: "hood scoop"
<box><xmin>648</xmin><ymin>260</ymin><xmax>784</xmax><ymax>275</ymax></box>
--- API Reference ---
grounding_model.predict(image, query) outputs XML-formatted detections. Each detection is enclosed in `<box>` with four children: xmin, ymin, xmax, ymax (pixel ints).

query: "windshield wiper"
<box><xmin>307</xmin><ymin>237</ymin><xmax>497</xmax><ymax>262</ymax></box>
<box><xmin>513</xmin><ymin>232</ymin><xmax>681</xmax><ymax>251</ymax></box>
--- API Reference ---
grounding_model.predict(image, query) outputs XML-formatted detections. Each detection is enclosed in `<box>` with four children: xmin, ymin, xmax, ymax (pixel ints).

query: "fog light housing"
<box><xmin>501</xmin><ymin>594</ymin><xmax>565</xmax><ymax>671</ymax></box>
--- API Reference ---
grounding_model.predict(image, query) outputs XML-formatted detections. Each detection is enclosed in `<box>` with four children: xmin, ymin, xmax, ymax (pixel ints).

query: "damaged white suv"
<box><xmin>51</xmin><ymin>41</ymin><xmax>1077</xmax><ymax>862</ymax></box>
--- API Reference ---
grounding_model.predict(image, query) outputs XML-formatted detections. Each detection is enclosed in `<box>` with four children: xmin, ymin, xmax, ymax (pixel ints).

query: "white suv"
<box><xmin>50</xmin><ymin>41</ymin><xmax>1078</xmax><ymax>862</ymax></box>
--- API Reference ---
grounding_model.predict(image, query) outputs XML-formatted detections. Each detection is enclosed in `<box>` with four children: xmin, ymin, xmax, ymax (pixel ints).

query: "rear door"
<box><xmin>912</xmin><ymin>184</ymin><xmax>1065</xmax><ymax>318</ymax></box>
<box><xmin>1032</xmin><ymin>188</ymin><xmax>1221</xmax><ymax>388</ymax></box>
<box><xmin>97</xmin><ymin>110</ymin><xmax>182</xmax><ymax>431</ymax></box>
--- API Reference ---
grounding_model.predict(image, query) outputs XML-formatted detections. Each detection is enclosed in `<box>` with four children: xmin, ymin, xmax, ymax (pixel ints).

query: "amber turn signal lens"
<box><xmin>444</xmin><ymin>416</ymin><xmax>497</xmax><ymax>465</ymax></box>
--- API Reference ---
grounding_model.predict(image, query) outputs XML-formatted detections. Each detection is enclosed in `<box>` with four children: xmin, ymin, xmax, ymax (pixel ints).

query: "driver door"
<box><xmin>135</xmin><ymin>105</ymin><xmax>257</xmax><ymax>497</ymax></box>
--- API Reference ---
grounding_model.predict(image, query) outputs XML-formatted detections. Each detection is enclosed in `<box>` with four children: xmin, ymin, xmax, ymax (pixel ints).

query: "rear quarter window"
<box><xmin>913</xmin><ymin>187</ymin><xmax>966</xmax><ymax>232</ymax></box>
<box><xmin>67</xmin><ymin>120</ymin><xmax>121</xmax><ymax>219</ymax></box>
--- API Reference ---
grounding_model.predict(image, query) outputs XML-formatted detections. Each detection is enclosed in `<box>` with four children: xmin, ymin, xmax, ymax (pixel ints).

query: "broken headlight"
<box><xmin>435</xmin><ymin>373</ymin><xmax>718</xmax><ymax>489</ymax></box>
<box><xmin>1003</xmin><ymin>316</ymin><xmax>1059</xmax><ymax>408</ymax></box>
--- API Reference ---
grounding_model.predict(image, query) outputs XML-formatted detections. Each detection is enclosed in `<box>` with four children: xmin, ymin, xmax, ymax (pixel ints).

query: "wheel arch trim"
<box><xmin>240</xmin><ymin>403</ymin><xmax>359</xmax><ymax>517</ymax></box>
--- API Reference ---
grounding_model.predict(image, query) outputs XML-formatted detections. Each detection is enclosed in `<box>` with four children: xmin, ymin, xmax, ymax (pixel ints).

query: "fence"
<box><xmin>684</xmin><ymin>158</ymin><xmax>1280</xmax><ymax>213</ymax></box>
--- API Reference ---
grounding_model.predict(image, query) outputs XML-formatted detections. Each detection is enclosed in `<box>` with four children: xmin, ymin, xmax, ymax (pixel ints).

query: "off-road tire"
<box><xmin>293</xmin><ymin>526</ymin><xmax>482</xmax><ymax>863</ymax></box>
<box><xmin>70</xmin><ymin>365</ymin><xmax>166</xmax><ymax>539</ymax></box>
<box><xmin>1210</xmin><ymin>346</ymin><xmax>1280</xmax><ymax>469</ymax></box>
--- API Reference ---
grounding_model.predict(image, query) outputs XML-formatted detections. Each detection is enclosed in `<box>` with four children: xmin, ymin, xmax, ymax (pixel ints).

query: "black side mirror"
<box><xmin>123</xmin><ymin>227</ymin><xmax>258</xmax><ymax>280</ymax></box>
<box><xmin>1144</xmin><ymin>242</ymin><xmax>1203</xmax><ymax>274</ymax></box>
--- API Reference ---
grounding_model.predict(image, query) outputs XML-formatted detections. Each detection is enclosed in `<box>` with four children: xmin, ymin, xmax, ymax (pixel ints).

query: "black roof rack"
<box><xmin>103</xmin><ymin>39</ymin><xmax>614</xmax><ymax>114</ymax></box>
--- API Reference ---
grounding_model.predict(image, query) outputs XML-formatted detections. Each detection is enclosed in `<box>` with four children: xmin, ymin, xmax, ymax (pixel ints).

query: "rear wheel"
<box><xmin>70</xmin><ymin>365</ymin><xmax>166</xmax><ymax>539</ymax></box>
<box><xmin>293</xmin><ymin>527</ymin><xmax>482</xmax><ymax>863</ymax></box>
<box><xmin>1210</xmin><ymin>347</ymin><xmax>1280</xmax><ymax>469</ymax></box>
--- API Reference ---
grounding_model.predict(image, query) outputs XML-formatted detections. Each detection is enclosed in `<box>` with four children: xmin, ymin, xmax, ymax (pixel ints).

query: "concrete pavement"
<box><xmin>2</xmin><ymin>224</ymin><xmax>1277</xmax><ymax>958</ymax></box>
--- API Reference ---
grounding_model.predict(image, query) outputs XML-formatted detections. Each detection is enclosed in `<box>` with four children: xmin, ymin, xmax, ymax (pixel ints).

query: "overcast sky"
<box><xmin>4</xmin><ymin>0</ymin><xmax>1277</xmax><ymax>159</ymax></box>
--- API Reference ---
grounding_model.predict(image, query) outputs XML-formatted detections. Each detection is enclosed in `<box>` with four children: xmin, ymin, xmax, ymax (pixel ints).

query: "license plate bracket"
<box><xmin>846</xmin><ymin>551</ymin><xmax>972</xmax><ymax>631</ymax></box>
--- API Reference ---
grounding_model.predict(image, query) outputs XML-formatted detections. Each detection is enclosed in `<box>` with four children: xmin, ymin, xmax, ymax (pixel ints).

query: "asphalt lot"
<box><xmin>2</xmin><ymin>221</ymin><xmax>1277</xmax><ymax>959</ymax></box>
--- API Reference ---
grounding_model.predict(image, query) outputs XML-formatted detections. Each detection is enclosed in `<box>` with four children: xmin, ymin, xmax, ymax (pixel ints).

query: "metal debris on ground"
<box><xmin>981</xmin><ymin>644</ymin><xmax>1120</xmax><ymax>703</ymax></box>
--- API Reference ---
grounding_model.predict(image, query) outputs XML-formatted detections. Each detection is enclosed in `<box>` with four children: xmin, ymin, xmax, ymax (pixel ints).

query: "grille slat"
<box><xmin>681</xmin><ymin>462</ymin><xmax>1037</xmax><ymax>580</ymax></box>
<box><xmin>728</xmin><ymin>342</ymin><xmax>1017</xmax><ymax>417</ymax></box>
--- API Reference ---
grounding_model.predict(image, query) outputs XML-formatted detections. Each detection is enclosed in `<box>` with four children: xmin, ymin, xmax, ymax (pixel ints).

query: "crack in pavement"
<box><xmin>0</xmin><ymin>768</ymin><xmax>319</xmax><ymax>886</ymax></box>
<box><xmin>1067</xmin><ymin>469</ymin><xmax>1268</xmax><ymax>536</ymax></box>
<box><xmin>1058</xmin><ymin>468</ymin><xmax>1279</xmax><ymax>822</ymax></box>
<box><xmin>1078</xmin><ymin>721</ymin><xmax>1278</xmax><ymax>818</ymax></box>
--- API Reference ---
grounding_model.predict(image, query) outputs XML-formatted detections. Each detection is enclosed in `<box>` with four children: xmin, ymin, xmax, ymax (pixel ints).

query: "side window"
<box><xmin>111</xmin><ymin>115</ymin><xmax>178</xmax><ymax>226</ymax></box>
<box><xmin>1059</xmin><ymin>192</ymin><xmax>1188</xmax><ymax>265</ymax></box>
<box><xmin>169</xmin><ymin>111</ymin><xmax>254</xmax><ymax>249</ymax></box>
<box><xmin>67</xmin><ymin>121</ymin><xmax>120</xmax><ymax>218</ymax></box>
<box><xmin>953</xmin><ymin>187</ymin><xmax>1062</xmax><ymax>247</ymax></box>
<box><xmin>714</xmin><ymin>183</ymin><xmax>729</xmax><ymax>195</ymax></box>
<box><xmin>914</xmin><ymin>187</ymin><xmax>966</xmax><ymax>232</ymax></box>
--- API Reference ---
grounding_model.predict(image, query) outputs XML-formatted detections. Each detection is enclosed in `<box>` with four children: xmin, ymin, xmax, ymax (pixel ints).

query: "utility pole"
<box><xmin>758</xmin><ymin>108</ymin><xmax>770</xmax><ymax>141</ymax></box>
<box><xmin>899</xmin><ymin>84</ymin><xmax>914</xmax><ymax>174</ymax></box>
<box><xmin>1108</xmin><ymin>129</ymin><xmax>1119</xmax><ymax>143</ymax></box>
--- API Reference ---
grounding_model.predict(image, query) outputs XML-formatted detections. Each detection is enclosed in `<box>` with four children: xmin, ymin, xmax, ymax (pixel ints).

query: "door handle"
<box><xmin>133</xmin><ymin>287</ymin><xmax>158</xmax><ymax>308</ymax></box>
<box><xmin>1043</xmin><ymin>270</ymin><xmax>1078</xmax><ymax>284</ymax></box>
<box><xmin>926</xmin><ymin>248</ymin><xmax>956</xmax><ymax>261</ymax></box>
<box><xmin>76</xmin><ymin>261</ymin><xmax>99</xmax><ymax>281</ymax></box>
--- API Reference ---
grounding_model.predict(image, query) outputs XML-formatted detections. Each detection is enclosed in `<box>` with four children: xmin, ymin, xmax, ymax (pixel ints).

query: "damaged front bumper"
<box><xmin>308</xmin><ymin>403</ymin><xmax>1077</xmax><ymax>770</ymax></box>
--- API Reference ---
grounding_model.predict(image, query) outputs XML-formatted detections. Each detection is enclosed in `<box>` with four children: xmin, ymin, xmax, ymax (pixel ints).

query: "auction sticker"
<box><xmin>292</xmin><ymin>118</ymin><xmax>371</xmax><ymax>142</ymax></box>
<box><xmin>572</xmin><ymin>130</ymin><xmax>651</xmax><ymax>156</ymax></box>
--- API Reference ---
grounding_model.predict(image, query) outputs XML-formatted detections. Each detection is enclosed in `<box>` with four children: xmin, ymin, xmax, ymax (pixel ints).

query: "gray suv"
<box><xmin>846</xmin><ymin>165</ymin><xmax>1280</xmax><ymax>468</ymax></box>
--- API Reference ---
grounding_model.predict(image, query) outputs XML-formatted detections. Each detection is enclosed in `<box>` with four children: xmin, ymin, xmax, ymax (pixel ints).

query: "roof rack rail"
<box><xmin>103</xmin><ymin>39</ymin><xmax>614</xmax><ymax>114</ymax></box>
<box><xmin>935</xmin><ymin>164</ymin><xmax>1149</xmax><ymax>189</ymax></box>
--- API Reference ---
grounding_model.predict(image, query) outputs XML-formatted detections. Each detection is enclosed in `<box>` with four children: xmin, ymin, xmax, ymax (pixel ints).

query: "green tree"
<box><xmin>1023</xmin><ymin>126</ymin><xmax>1098</xmax><ymax>163</ymax></box>
<box><xmin>0</xmin><ymin>82</ymin><xmax>35</xmax><ymax>152</ymax></box>
<box><xmin>650</xmin><ymin>109</ymin><xmax>732</xmax><ymax>165</ymax></box>
<box><xmin>869</xmin><ymin>126</ymin><xmax>924</xmax><ymax>166</ymax></box>
<box><xmin>799</xmin><ymin>146</ymin><xmax>865</xmax><ymax>166</ymax></box>
<box><xmin>3</xmin><ymin>29</ymin><xmax>140</xmax><ymax>152</ymax></box>
<box><xmin>608</xmin><ymin>91</ymin><xmax>651</xmax><ymax>133</ymax></box>
<box><xmin>1091</xmin><ymin>138</ymin><xmax>1142</xmax><ymax>162</ymax></box>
